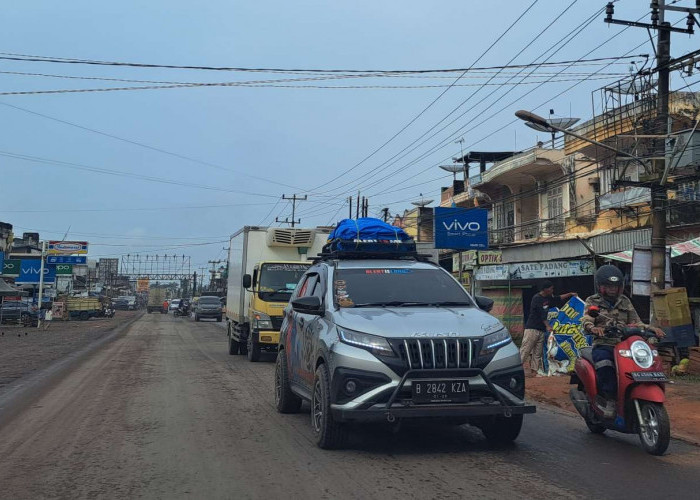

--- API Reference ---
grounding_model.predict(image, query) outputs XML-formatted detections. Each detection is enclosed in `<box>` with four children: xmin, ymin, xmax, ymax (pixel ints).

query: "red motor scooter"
<box><xmin>569</xmin><ymin>324</ymin><xmax>670</xmax><ymax>455</ymax></box>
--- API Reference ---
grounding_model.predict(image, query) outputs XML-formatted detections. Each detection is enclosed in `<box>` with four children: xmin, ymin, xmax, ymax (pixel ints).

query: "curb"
<box><xmin>0</xmin><ymin>311</ymin><xmax>144</xmax><ymax>427</ymax></box>
<box><xmin>527</xmin><ymin>390</ymin><xmax>700</xmax><ymax>447</ymax></box>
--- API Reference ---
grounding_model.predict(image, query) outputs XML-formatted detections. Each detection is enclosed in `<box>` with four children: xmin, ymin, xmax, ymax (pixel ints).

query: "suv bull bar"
<box><xmin>332</xmin><ymin>368</ymin><xmax>536</xmax><ymax>423</ymax></box>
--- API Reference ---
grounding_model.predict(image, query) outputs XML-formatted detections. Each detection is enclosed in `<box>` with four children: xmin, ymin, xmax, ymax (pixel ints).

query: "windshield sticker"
<box><xmin>364</xmin><ymin>269</ymin><xmax>412</xmax><ymax>275</ymax></box>
<box><xmin>334</xmin><ymin>280</ymin><xmax>354</xmax><ymax>307</ymax></box>
<box><xmin>265</xmin><ymin>264</ymin><xmax>309</xmax><ymax>272</ymax></box>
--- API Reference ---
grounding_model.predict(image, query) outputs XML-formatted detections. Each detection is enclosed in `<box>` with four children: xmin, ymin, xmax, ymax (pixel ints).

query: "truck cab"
<box><xmin>225</xmin><ymin>226</ymin><xmax>330</xmax><ymax>362</ymax></box>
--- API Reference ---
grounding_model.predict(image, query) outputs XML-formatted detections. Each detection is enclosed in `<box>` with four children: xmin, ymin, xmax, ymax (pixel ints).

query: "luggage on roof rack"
<box><xmin>319</xmin><ymin>218</ymin><xmax>417</xmax><ymax>259</ymax></box>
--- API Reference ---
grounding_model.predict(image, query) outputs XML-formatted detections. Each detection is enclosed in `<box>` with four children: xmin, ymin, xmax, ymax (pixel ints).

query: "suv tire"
<box><xmin>228</xmin><ymin>333</ymin><xmax>240</xmax><ymax>355</ymax></box>
<box><xmin>481</xmin><ymin>414</ymin><xmax>523</xmax><ymax>444</ymax></box>
<box><xmin>275</xmin><ymin>352</ymin><xmax>302</xmax><ymax>413</ymax></box>
<box><xmin>311</xmin><ymin>364</ymin><xmax>347</xmax><ymax>449</ymax></box>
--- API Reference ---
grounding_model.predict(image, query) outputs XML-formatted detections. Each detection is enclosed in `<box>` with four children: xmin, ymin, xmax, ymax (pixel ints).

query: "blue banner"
<box><xmin>434</xmin><ymin>207</ymin><xmax>489</xmax><ymax>250</ymax></box>
<box><xmin>543</xmin><ymin>296</ymin><xmax>592</xmax><ymax>374</ymax></box>
<box><xmin>16</xmin><ymin>259</ymin><xmax>56</xmax><ymax>284</ymax></box>
<box><xmin>0</xmin><ymin>252</ymin><xmax>4</xmax><ymax>277</ymax></box>
<box><xmin>47</xmin><ymin>256</ymin><xmax>87</xmax><ymax>265</ymax></box>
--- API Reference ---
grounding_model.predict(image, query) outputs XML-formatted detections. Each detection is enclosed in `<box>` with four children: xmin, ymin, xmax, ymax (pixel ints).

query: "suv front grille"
<box><xmin>392</xmin><ymin>338</ymin><xmax>475</xmax><ymax>370</ymax></box>
<box><xmin>271</xmin><ymin>316</ymin><xmax>284</xmax><ymax>330</ymax></box>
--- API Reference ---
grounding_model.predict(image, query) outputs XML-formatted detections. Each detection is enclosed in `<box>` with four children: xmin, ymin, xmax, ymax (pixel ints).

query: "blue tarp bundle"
<box><xmin>326</xmin><ymin>218</ymin><xmax>415</xmax><ymax>254</ymax></box>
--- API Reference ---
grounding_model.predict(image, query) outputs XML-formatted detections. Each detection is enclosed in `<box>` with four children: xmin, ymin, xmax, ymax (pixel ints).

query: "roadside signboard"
<box><xmin>48</xmin><ymin>241</ymin><xmax>88</xmax><ymax>255</ymax></box>
<box><xmin>508</xmin><ymin>260</ymin><xmax>593</xmax><ymax>280</ymax></box>
<box><xmin>0</xmin><ymin>251</ymin><xmax>4</xmax><ymax>276</ymax></box>
<box><xmin>2</xmin><ymin>259</ymin><xmax>21</xmax><ymax>277</ymax></box>
<box><xmin>137</xmin><ymin>278</ymin><xmax>150</xmax><ymax>292</ymax></box>
<box><xmin>55</xmin><ymin>264</ymin><xmax>73</xmax><ymax>275</ymax></box>
<box><xmin>47</xmin><ymin>256</ymin><xmax>87</xmax><ymax>265</ymax></box>
<box><xmin>478</xmin><ymin>250</ymin><xmax>502</xmax><ymax>265</ymax></box>
<box><xmin>16</xmin><ymin>260</ymin><xmax>56</xmax><ymax>284</ymax></box>
<box><xmin>543</xmin><ymin>296</ymin><xmax>592</xmax><ymax>375</ymax></box>
<box><xmin>434</xmin><ymin>207</ymin><xmax>489</xmax><ymax>250</ymax></box>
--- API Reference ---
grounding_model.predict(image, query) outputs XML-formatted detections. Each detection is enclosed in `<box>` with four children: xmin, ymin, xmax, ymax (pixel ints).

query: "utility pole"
<box><xmin>36</xmin><ymin>240</ymin><xmax>46</xmax><ymax>329</ymax></box>
<box><xmin>276</xmin><ymin>194</ymin><xmax>307</xmax><ymax>228</ymax></box>
<box><xmin>605</xmin><ymin>0</ymin><xmax>699</xmax><ymax>293</ymax></box>
<box><xmin>381</xmin><ymin>207</ymin><xmax>390</xmax><ymax>223</ymax></box>
<box><xmin>356</xmin><ymin>191</ymin><xmax>360</xmax><ymax>220</ymax></box>
<box><xmin>348</xmin><ymin>196</ymin><xmax>353</xmax><ymax>219</ymax></box>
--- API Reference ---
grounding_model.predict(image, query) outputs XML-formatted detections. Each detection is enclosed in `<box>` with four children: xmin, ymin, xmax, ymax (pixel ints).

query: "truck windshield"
<box><xmin>334</xmin><ymin>268</ymin><xmax>472</xmax><ymax>308</ymax></box>
<box><xmin>258</xmin><ymin>263</ymin><xmax>310</xmax><ymax>302</ymax></box>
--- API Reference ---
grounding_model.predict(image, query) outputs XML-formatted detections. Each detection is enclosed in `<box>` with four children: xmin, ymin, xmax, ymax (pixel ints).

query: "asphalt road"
<box><xmin>0</xmin><ymin>314</ymin><xmax>699</xmax><ymax>499</ymax></box>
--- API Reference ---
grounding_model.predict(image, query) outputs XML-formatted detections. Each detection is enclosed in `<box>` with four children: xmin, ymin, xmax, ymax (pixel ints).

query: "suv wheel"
<box><xmin>275</xmin><ymin>352</ymin><xmax>302</xmax><ymax>413</ymax></box>
<box><xmin>311</xmin><ymin>364</ymin><xmax>347</xmax><ymax>449</ymax></box>
<box><xmin>480</xmin><ymin>414</ymin><xmax>523</xmax><ymax>444</ymax></box>
<box><xmin>247</xmin><ymin>335</ymin><xmax>261</xmax><ymax>362</ymax></box>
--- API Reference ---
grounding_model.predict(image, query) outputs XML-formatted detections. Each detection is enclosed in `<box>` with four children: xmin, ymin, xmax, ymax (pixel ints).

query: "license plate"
<box><xmin>412</xmin><ymin>379</ymin><xmax>469</xmax><ymax>404</ymax></box>
<box><xmin>630</xmin><ymin>371</ymin><xmax>668</xmax><ymax>382</ymax></box>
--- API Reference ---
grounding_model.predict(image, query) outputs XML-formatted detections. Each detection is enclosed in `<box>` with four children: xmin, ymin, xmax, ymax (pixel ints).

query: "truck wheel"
<box><xmin>195</xmin><ymin>315</ymin><xmax>200</xmax><ymax>322</ymax></box>
<box><xmin>247</xmin><ymin>335</ymin><xmax>261</xmax><ymax>362</ymax></box>
<box><xmin>79</xmin><ymin>311</ymin><xmax>89</xmax><ymax>321</ymax></box>
<box><xmin>481</xmin><ymin>414</ymin><xmax>523</xmax><ymax>444</ymax></box>
<box><xmin>228</xmin><ymin>333</ymin><xmax>240</xmax><ymax>355</ymax></box>
<box><xmin>637</xmin><ymin>401</ymin><xmax>670</xmax><ymax>456</ymax></box>
<box><xmin>147</xmin><ymin>309</ymin><xmax>151</xmax><ymax>314</ymax></box>
<box><xmin>275</xmin><ymin>352</ymin><xmax>302</xmax><ymax>413</ymax></box>
<box><xmin>311</xmin><ymin>364</ymin><xmax>347</xmax><ymax>449</ymax></box>
<box><xmin>217</xmin><ymin>316</ymin><xmax>222</xmax><ymax>322</ymax></box>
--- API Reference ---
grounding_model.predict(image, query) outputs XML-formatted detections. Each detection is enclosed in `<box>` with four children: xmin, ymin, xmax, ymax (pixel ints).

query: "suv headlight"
<box><xmin>480</xmin><ymin>328</ymin><xmax>512</xmax><ymax>356</ymax></box>
<box><xmin>630</xmin><ymin>340</ymin><xmax>653</xmax><ymax>369</ymax></box>
<box><xmin>338</xmin><ymin>327</ymin><xmax>395</xmax><ymax>358</ymax></box>
<box><xmin>253</xmin><ymin>311</ymin><xmax>273</xmax><ymax>330</ymax></box>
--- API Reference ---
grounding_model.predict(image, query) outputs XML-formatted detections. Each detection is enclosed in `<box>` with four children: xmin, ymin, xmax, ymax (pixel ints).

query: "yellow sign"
<box><xmin>478</xmin><ymin>250</ymin><xmax>502</xmax><ymax>265</ymax></box>
<box><xmin>137</xmin><ymin>278</ymin><xmax>150</xmax><ymax>292</ymax></box>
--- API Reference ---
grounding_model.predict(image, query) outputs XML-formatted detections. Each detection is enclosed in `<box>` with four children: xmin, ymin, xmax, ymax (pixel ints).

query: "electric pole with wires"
<box><xmin>605</xmin><ymin>0</ymin><xmax>699</xmax><ymax>293</ymax></box>
<box><xmin>275</xmin><ymin>194</ymin><xmax>307</xmax><ymax>228</ymax></box>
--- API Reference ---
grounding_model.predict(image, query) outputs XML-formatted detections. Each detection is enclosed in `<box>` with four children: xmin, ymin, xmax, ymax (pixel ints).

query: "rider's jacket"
<box><xmin>582</xmin><ymin>294</ymin><xmax>644</xmax><ymax>346</ymax></box>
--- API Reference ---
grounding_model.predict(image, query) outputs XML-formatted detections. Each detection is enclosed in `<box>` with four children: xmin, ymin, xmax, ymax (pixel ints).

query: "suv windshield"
<box><xmin>334</xmin><ymin>268</ymin><xmax>472</xmax><ymax>308</ymax></box>
<box><xmin>258</xmin><ymin>263</ymin><xmax>310</xmax><ymax>302</ymax></box>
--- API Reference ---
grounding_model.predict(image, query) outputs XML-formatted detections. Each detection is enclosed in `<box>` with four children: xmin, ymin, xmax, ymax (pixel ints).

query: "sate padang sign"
<box><xmin>434</xmin><ymin>207</ymin><xmax>488</xmax><ymax>250</ymax></box>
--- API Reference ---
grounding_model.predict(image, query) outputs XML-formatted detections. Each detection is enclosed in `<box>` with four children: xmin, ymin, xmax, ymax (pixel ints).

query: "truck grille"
<box><xmin>392</xmin><ymin>338</ymin><xmax>475</xmax><ymax>370</ymax></box>
<box><xmin>271</xmin><ymin>316</ymin><xmax>284</xmax><ymax>331</ymax></box>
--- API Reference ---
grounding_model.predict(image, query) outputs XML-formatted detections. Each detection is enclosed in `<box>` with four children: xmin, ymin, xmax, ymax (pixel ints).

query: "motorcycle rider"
<box><xmin>581</xmin><ymin>265</ymin><xmax>664</xmax><ymax>417</ymax></box>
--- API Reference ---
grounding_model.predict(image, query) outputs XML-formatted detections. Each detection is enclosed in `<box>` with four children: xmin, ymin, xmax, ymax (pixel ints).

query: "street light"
<box><xmin>514</xmin><ymin>110</ymin><xmax>648</xmax><ymax>176</ymax></box>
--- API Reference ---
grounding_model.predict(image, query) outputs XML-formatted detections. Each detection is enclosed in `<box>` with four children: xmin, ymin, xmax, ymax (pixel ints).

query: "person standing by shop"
<box><xmin>521</xmin><ymin>281</ymin><xmax>577</xmax><ymax>376</ymax></box>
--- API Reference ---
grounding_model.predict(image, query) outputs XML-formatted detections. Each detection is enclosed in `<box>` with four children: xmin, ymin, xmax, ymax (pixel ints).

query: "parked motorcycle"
<box><xmin>174</xmin><ymin>306</ymin><xmax>189</xmax><ymax>318</ymax></box>
<box><xmin>569</xmin><ymin>325</ymin><xmax>670</xmax><ymax>455</ymax></box>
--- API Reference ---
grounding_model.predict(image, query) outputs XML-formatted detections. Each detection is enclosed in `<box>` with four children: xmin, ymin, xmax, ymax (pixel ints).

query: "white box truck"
<box><xmin>225</xmin><ymin>226</ymin><xmax>330</xmax><ymax>361</ymax></box>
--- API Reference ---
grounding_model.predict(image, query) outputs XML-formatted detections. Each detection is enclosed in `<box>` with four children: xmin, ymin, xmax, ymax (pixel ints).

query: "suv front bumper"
<box><xmin>331</xmin><ymin>367</ymin><xmax>536</xmax><ymax>423</ymax></box>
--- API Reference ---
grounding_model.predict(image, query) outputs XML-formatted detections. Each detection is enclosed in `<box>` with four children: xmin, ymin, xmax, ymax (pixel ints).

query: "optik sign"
<box><xmin>434</xmin><ymin>207</ymin><xmax>489</xmax><ymax>250</ymax></box>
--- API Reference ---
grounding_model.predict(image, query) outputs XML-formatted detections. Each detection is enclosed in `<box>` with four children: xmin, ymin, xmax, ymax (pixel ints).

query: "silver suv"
<box><xmin>275</xmin><ymin>256</ymin><xmax>535</xmax><ymax>449</ymax></box>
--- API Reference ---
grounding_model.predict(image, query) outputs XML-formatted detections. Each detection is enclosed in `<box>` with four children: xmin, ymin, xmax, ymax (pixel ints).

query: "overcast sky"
<box><xmin>1</xmin><ymin>0</ymin><xmax>697</xmax><ymax>277</ymax></box>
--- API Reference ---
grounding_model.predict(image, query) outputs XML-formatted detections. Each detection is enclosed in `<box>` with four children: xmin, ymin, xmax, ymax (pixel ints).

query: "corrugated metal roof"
<box><xmin>501</xmin><ymin>228</ymin><xmax>651</xmax><ymax>263</ymax></box>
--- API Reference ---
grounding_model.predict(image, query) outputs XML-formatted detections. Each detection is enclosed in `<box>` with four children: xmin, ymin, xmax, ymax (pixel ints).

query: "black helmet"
<box><xmin>595</xmin><ymin>265</ymin><xmax>624</xmax><ymax>288</ymax></box>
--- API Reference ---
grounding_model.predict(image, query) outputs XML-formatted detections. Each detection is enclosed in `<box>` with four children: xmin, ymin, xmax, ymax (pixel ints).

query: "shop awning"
<box><xmin>602</xmin><ymin>237</ymin><xmax>700</xmax><ymax>263</ymax></box>
<box><xmin>0</xmin><ymin>279</ymin><xmax>28</xmax><ymax>296</ymax></box>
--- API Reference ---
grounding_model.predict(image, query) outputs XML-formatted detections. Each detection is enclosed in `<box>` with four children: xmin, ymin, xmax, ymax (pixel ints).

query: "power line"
<box><xmin>301</xmin><ymin>0</ymin><xmax>541</xmax><ymax>194</ymax></box>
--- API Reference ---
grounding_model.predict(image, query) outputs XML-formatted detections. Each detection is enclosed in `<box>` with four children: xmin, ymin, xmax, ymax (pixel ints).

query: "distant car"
<box><xmin>112</xmin><ymin>298</ymin><xmax>130</xmax><ymax>310</ymax></box>
<box><xmin>169</xmin><ymin>299</ymin><xmax>181</xmax><ymax>311</ymax></box>
<box><xmin>194</xmin><ymin>296</ymin><xmax>223</xmax><ymax>322</ymax></box>
<box><xmin>0</xmin><ymin>302</ymin><xmax>39</xmax><ymax>323</ymax></box>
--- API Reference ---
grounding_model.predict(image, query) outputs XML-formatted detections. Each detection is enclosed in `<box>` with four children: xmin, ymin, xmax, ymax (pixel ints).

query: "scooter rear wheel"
<box><xmin>585</xmin><ymin>417</ymin><xmax>607</xmax><ymax>434</ymax></box>
<box><xmin>637</xmin><ymin>401</ymin><xmax>670</xmax><ymax>456</ymax></box>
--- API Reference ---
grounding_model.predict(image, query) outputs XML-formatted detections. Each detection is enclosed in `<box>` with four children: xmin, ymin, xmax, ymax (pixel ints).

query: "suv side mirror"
<box><xmin>474</xmin><ymin>295</ymin><xmax>494</xmax><ymax>313</ymax></box>
<box><xmin>291</xmin><ymin>296</ymin><xmax>324</xmax><ymax>316</ymax></box>
<box><xmin>242</xmin><ymin>274</ymin><xmax>252</xmax><ymax>289</ymax></box>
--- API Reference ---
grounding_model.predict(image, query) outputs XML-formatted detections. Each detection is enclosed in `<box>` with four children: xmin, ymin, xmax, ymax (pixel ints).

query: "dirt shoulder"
<box><xmin>0</xmin><ymin>311</ymin><xmax>142</xmax><ymax>390</ymax></box>
<box><xmin>526</xmin><ymin>375</ymin><xmax>700</xmax><ymax>445</ymax></box>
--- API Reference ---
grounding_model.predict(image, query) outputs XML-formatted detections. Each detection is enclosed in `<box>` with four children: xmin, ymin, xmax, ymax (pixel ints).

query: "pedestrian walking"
<box><xmin>521</xmin><ymin>281</ymin><xmax>576</xmax><ymax>376</ymax></box>
<box><xmin>43</xmin><ymin>308</ymin><xmax>53</xmax><ymax>331</ymax></box>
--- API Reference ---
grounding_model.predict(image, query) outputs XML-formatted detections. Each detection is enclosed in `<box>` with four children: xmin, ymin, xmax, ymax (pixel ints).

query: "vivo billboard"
<box><xmin>434</xmin><ymin>207</ymin><xmax>489</xmax><ymax>250</ymax></box>
<box><xmin>16</xmin><ymin>260</ymin><xmax>56</xmax><ymax>284</ymax></box>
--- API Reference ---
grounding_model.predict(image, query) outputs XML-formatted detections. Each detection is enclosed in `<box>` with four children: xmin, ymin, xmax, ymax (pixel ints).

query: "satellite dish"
<box><xmin>439</xmin><ymin>164</ymin><xmax>464</xmax><ymax>181</ymax></box>
<box><xmin>411</xmin><ymin>193</ymin><xmax>433</xmax><ymax>207</ymax></box>
<box><xmin>524</xmin><ymin>117</ymin><xmax>580</xmax><ymax>132</ymax></box>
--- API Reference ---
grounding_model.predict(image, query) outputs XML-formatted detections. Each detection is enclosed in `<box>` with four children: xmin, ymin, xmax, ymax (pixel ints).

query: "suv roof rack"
<box><xmin>311</xmin><ymin>239</ymin><xmax>436</xmax><ymax>263</ymax></box>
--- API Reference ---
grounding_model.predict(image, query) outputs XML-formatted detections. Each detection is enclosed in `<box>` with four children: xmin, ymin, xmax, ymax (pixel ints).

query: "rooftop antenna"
<box><xmin>524</xmin><ymin>109</ymin><xmax>580</xmax><ymax>148</ymax></box>
<box><xmin>411</xmin><ymin>193</ymin><xmax>434</xmax><ymax>207</ymax></box>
